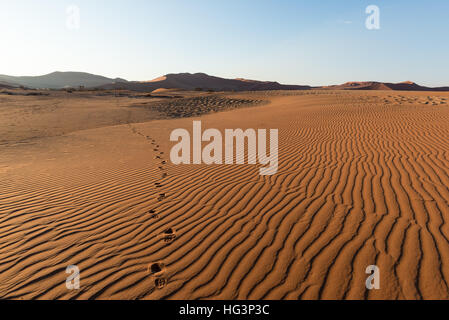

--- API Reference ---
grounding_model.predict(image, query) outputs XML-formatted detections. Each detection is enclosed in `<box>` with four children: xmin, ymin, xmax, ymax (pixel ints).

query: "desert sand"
<box><xmin>1</xmin><ymin>89</ymin><xmax>449</xmax><ymax>299</ymax></box>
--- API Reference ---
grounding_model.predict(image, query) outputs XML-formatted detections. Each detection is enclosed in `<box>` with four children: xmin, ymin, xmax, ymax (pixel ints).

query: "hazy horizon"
<box><xmin>1</xmin><ymin>70</ymin><xmax>448</xmax><ymax>88</ymax></box>
<box><xmin>1</xmin><ymin>0</ymin><xmax>448</xmax><ymax>87</ymax></box>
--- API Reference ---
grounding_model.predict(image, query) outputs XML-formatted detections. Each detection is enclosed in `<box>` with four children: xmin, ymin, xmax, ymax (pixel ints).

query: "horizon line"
<box><xmin>2</xmin><ymin>70</ymin><xmax>448</xmax><ymax>89</ymax></box>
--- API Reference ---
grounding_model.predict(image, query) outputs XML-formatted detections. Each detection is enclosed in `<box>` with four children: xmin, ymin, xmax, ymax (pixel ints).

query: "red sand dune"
<box><xmin>99</xmin><ymin>73</ymin><xmax>311</xmax><ymax>92</ymax></box>
<box><xmin>322</xmin><ymin>81</ymin><xmax>449</xmax><ymax>92</ymax></box>
<box><xmin>2</xmin><ymin>71</ymin><xmax>448</xmax><ymax>93</ymax></box>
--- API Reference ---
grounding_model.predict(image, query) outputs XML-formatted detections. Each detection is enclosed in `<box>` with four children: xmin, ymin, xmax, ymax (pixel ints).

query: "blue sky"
<box><xmin>1</xmin><ymin>0</ymin><xmax>448</xmax><ymax>86</ymax></box>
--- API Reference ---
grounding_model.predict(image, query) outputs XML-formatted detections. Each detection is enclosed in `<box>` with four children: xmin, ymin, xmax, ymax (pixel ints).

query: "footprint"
<box><xmin>162</xmin><ymin>228</ymin><xmax>177</xmax><ymax>243</ymax></box>
<box><xmin>158</xmin><ymin>193</ymin><xmax>167</xmax><ymax>201</ymax></box>
<box><xmin>155</xmin><ymin>278</ymin><xmax>167</xmax><ymax>289</ymax></box>
<box><xmin>149</xmin><ymin>262</ymin><xmax>164</xmax><ymax>275</ymax></box>
<box><xmin>161</xmin><ymin>161</ymin><xmax>167</xmax><ymax>165</ymax></box>
<box><xmin>148</xmin><ymin>262</ymin><xmax>167</xmax><ymax>289</ymax></box>
<box><xmin>148</xmin><ymin>209</ymin><xmax>159</xmax><ymax>219</ymax></box>
<box><xmin>155</xmin><ymin>182</ymin><xmax>162</xmax><ymax>188</ymax></box>
<box><xmin>148</xmin><ymin>262</ymin><xmax>166</xmax><ymax>280</ymax></box>
<box><xmin>161</xmin><ymin>173</ymin><xmax>168</xmax><ymax>178</ymax></box>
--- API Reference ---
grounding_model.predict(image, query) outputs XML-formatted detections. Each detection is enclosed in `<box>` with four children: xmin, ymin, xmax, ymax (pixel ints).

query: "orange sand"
<box><xmin>1</xmin><ymin>90</ymin><xmax>449</xmax><ymax>299</ymax></box>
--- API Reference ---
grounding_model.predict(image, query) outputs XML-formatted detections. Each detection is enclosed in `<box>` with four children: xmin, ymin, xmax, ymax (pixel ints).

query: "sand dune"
<box><xmin>100</xmin><ymin>73</ymin><xmax>311</xmax><ymax>92</ymax></box>
<box><xmin>1</xmin><ymin>90</ymin><xmax>449</xmax><ymax>299</ymax></box>
<box><xmin>0</xmin><ymin>82</ymin><xmax>16</xmax><ymax>89</ymax></box>
<box><xmin>0</xmin><ymin>72</ymin><xmax>128</xmax><ymax>90</ymax></box>
<box><xmin>3</xmin><ymin>71</ymin><xmax>448</xmax><ymax>93</ymax></box>
<box><xmin>324</xmin><ymin>81</ymin><xmax>449</xmax><ymax>92</ymax></box>
<box><xmin>151</xmin><ymin>88</ymin><xmax>185</xmax><ymax>93</ymax></box>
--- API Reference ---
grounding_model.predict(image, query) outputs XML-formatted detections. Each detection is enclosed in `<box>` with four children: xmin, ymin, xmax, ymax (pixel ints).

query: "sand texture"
<box><xmin>1</xmin><ymin>90</ymin><xmax>449</xmax><ymax>299</ymax></box>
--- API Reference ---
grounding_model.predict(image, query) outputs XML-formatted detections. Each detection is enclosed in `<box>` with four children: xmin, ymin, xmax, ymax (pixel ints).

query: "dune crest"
<box><xmin>323</xmin><ymin>81</ymin><xmax>449</xmax><ymax>92</ymax></box>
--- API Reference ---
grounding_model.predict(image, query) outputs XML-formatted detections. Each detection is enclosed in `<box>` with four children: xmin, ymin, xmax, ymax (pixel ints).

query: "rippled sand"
<box><xmin>1</xmin><ymin>90</ymin><xmax>449</xmax><ymax>299</ymax></box>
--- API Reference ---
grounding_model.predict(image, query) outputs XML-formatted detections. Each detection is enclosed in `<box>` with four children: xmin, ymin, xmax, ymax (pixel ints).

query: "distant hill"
<box><xmin>0</xmin><ymin>72</ymin><xmax>128</xmax><ymax>89</ymax></box>
<box><xmin>0</xmin><ymin>81</ymin><xmax>16</xmax><ymax>89</ymax></box>
<box><xmin>98</xmin><ymin>73</ymin><xmax>311</xmax><ymax>92</ymax></box>
<box><xmin>322</xmin><ymin>81</ymin><xmax>449</xmax><ymax>92</ymax></box>
<box><xmin>1</xmin><ymin>71</ymin><xmax>448</xmax><ymax>92</ymax></box>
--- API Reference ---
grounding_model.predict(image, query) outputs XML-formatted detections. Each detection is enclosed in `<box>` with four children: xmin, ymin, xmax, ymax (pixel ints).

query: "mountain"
<box><xmin>98</xmin><ymin>73</ymin><xmax>311</xmax><ymax>92</ymax></box>
<box><xmin>0</xmin><ymin>72</ymin><xmax>128</xmax><ymax>89</ymax></box>
<box><xmin>323</xmin><ymin>81</ymin><xmax>449</xmax><ymax>92</ymax></box>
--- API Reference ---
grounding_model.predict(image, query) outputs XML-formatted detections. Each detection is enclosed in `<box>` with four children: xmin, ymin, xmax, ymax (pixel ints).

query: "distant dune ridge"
<box><xmin>0</xmin><ymin>71</ymin><xmax>127</xmax><ymax>89</ymax></box>
<box><xmin>98</xmin><ymin>73</ymin><xmax>311</xmax><ymax>92</ymax></box>
<box><xmin>323</xmin><ymin>81</ymin><xmax>449</xmax><ymax>92</ymax></box>
<box><xmin>0</xmin><ymin>71</ymin><xmax>448</xmax><ymax>91</ymax></box>
<box><xmin>0</xmin><ymin>81</ymin><xmax>15</xmax><ymax>89</ymax></box>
